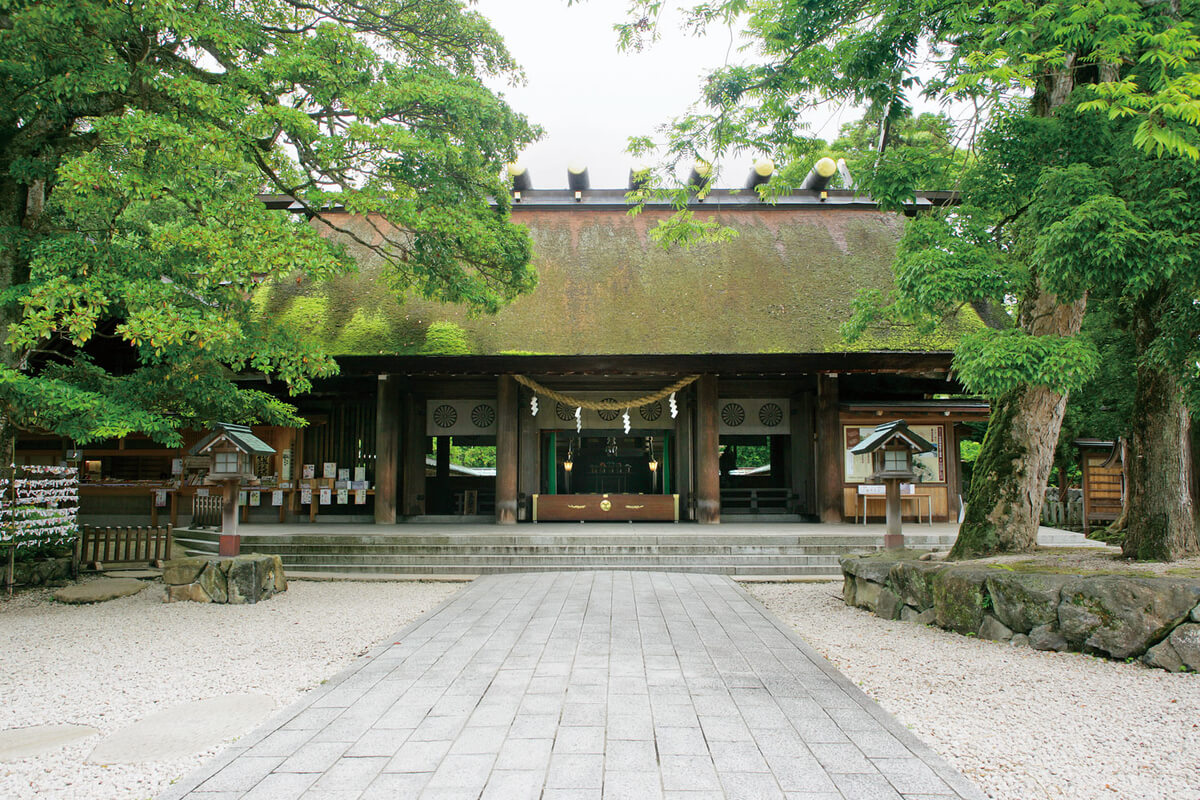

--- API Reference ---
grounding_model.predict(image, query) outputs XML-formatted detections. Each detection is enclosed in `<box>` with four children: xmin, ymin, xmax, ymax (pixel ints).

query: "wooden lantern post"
<box><xmin>850</xmin><ymin>420</ymin><xmax>935</xmax><ymax>549</ymax></box>
<box><xmin>188</xmin><ymin>423</ymin><xmax>276</xmax><ymax>556</ymax></box>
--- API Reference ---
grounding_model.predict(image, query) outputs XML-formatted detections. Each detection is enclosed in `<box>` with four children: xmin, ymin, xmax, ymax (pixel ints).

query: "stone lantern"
<box><xmin>850</xmin><ymin>419</ymin><xmax>935</xmax><ymax>548</ymax></box>
<box><xmin>189</xmin><ymin>423</ymin><xmax>275</xmax><ymax>555</ymax></box>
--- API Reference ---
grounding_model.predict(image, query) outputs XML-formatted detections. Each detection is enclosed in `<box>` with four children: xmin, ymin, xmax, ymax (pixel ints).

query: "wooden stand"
<box><xmin>883</xmin><ymin>478</ymin><xmax>904</xmax><ymax>549</ymax></box>
<box><xmin>219</xmin><ymin>479</ymin><xmax>241</xmax><ymax>556</ymax></box>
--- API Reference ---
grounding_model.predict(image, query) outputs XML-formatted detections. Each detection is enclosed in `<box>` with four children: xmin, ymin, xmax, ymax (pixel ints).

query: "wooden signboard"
<box><xmin>533</xmin><ymin>494</ymin><xmax>679</xmax><ymax>522</ymax></box>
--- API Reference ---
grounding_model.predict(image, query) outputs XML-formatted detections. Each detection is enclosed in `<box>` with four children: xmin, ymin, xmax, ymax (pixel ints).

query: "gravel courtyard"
<box><xmin>0</xmin><ymin>578</ymin><xmax>459</xmax><ymax>800</ymax></box>
<box><xmin>2</xmin><ymin>576</ymin><xmax>1197</xmax><ymax>800</ymax></box>
<box><xmin>746</xmin><ymin>581</ymin><xmax>1200</xmax><ymax>800</ymax></box>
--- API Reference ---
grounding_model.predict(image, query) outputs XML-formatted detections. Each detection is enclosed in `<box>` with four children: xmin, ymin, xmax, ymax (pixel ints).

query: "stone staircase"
<box><xmin>173</xmin><ymin>523</ymin><xmax>1107</xmax><ymax>579</ymax></box>
<box><xmin>174</xmin><ymin>525</ymin><xmax>962</xmax><ymax>578</ymax></box>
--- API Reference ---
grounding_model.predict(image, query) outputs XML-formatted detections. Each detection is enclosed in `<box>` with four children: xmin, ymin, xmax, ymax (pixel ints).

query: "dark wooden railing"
<box><xmin>720</xmin><ymin>488</ymin><xmax>793</xmax><ymax>514</ymax></box>
<box><xmin>191</xmin><ymin>495</ymin><xmax>223</xmax><ymax>528</ymax></box>
<box><xmin>78</xmin><ymin>525</ymin><xmax>173</xmax><ymax>568</ymax></box>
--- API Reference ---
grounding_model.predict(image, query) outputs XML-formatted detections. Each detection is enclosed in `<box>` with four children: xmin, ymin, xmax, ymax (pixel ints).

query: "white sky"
<box><xmin>476</xmin><ymin>0</ymin><xmax>865</xmax><ymax>189</ymax></box>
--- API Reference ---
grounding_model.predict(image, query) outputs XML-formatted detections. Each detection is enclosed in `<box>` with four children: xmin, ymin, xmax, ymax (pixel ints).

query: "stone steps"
<box><xmin>173</xmin><ymin>528</ymin><xmax>955</xmax><ymax>577</ymax></box>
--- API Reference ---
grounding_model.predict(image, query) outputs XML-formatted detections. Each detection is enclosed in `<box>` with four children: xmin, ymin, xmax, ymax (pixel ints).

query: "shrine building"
<box><xmin>19</xmin><ymin>170</ymin><xmax>988</xmax><ymax>528</ymax></box>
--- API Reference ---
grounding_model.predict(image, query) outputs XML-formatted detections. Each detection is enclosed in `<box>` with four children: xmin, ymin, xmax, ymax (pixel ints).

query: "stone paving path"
<box><xmin>162</xmin><ymin>572</ymin><xmax>984</xmax><ymax>800</ymax></box>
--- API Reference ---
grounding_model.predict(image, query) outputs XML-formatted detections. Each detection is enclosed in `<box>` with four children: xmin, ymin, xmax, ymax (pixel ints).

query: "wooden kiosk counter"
<box><xmin>532</xmin><ymin>494</ymin><xmax>680</xmax><ymax>522</ymax></box>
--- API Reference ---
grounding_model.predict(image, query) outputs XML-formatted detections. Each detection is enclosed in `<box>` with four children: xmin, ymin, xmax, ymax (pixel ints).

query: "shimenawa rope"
<box><xmin>512</xmin><ymin>374</ymin><xmax>699</xmax><ymax>411</ymax></box>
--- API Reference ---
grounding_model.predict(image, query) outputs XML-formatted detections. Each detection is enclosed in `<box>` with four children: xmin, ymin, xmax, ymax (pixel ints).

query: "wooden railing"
<box><xmin>191</xmin><ymin>495</ymin><xmax>223</xmax><ymax>528</ymax></box>
<box><xmin>720</xmin><ymin>488</ymin><xmax>793</xmax><ymax>514</ymax></box>
<box><xmin>78</xmin><ymin>525</ymin><xmax>173</xmax><ymax>569</ymax></box>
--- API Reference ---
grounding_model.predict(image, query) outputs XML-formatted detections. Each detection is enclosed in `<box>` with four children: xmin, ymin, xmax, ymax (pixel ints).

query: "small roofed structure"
<box><xmin>852</xmin><ymin>420</ymin><xmax>936</xmax><ymax>547</ymax></box>
<box><xmin>189</xmin><ymin>423</ymin><xmax>275</xmax><ymax>553</ymax></box>
<box><xmin>189</xmin><ymin>423</ymin><xmax>276</xmax><ymax>481</ymax></box>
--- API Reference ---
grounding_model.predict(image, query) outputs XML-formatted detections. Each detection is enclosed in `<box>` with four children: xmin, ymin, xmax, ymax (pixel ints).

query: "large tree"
<box><xmin>616</xmin><ymin>0</ymin><xmax>1200</xmax><ymax>559</ymax></box>
<box><xmin>0</xmin><ymin>0</ymin><xmax>538</xmax><ymax>452</ymax></box>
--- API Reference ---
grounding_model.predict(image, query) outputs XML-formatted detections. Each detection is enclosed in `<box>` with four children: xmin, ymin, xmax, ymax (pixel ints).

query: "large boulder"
<box><xmin>840</xmin><ymin>555</ymin><xmax>895</xmax><ymax>585</ymax></box>
<box><xmin>163</xmin><ymin>554</ymin><xmax>286</xmax><ymax>605</ymax></box>
<box><xmin>842</xmin><ymin>575</ymin><xmax>857</xmax><ymax>607</ymax></box>
<box><xmin>932</xmin><ymin>568</ymin><xmax>993</xmax><ymax>636</ymax></box>
<box><xmin>853</xmin><ymin>577</ymin><xmax>882</xmax><ymax>612</ymax></box>
<box><xmin>1057</xmin><ymin>577</ymin><xmax>1200</xmax><ymax>659</ymax></box>
<box><xmin>875</xmin><ymin>588</ymin><xmax>904</xmax><ymax>621</ymax></box>
<box><xmin>985</xmin><ymin>572</ymin><xmax>1071</xmax><ymax>635</ymax></box>
<box><xmin>888</xmin><ymin>561</ymin><xmax>944</xmax><ymax>611</ymax></box>
<box><xmin>1167</xmin><ymin>623</ymin><xmax>1200</xmax><ymax>671</ymax></box>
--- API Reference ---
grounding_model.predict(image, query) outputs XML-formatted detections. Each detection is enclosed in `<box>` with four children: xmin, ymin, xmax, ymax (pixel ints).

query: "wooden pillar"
<box><xmin>496</xmin><ymin>375</ymin><xmax>519</xmax><ymax>524</ymax></box>
<box><xmin>884</xmin><ymin>478</ymin><xmax>904</xmax><ymax>547</ymax></box>
<box><xmin>675</xmin><ymin>392</ymin><xmax>694</xmax><ymax>520</ymax></box>
<box><xmin>401</xmin><ymin>393</ymin><xmax>426</xmax><ymax>517</ymax></box>
<box><xmin>218</xmin><ymin>480</ymin><xmax>240</xmax><ymax>555</ymax></box>
<box><xmin>374</xmin><ymin>375</ymin><xmax>400</xmax><ymax>524</ymax></box>
<box><xmin>791</xmin><ymin>391</ymin><xmax>815</xmax><ymax>516</ymax></box>
<box><xmin>695</xmin><ymin>374</ymin><xmax>720</xmax><ymax>524</ymax></box>
<box><xmin>817</xmin><ymin>374</ymin><xmax>843</xmax><ymax>523</ymax></box>
<box><xmin>435</xmin><ymin>435</ymin><xmax>450</xmax><ymax>514</ymax></box>
<box><xmin>947</xmin><ymin>422</ymin><xmax>963</xmax><ymax>523</ymax></box>
<box><xmin>518</xmin><ymin>386</ymin><xmax>539</xmax><ymax>519</ymax></box>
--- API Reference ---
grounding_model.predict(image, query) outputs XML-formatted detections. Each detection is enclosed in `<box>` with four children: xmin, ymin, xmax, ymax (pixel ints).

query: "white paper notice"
<box><xmin>319</xmin><ymin>487</ymin><xmax>332</xmax><ymax>505</ymax></box>
<box><xmin>272</xmin><ymin>490</ymin><xmax>283</xmax><ymax>506</ymax></box>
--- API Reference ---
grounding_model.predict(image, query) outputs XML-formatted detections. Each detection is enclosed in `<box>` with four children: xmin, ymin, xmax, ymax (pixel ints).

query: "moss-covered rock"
<box><xmin>932</xmin><ymin>568</ymin><xmax>993</xmax><ymax>636</ymax></box>
<box><xmin>888</xmin><ymin>561</ymin><xmax>944</xmax><ymax>611</ymax></box>
<box><xmin>985</xmin><ymin>572</ymin><xmax>1071</xmax><ymax>635</ymax></box>
<box><xmin>1057</xmin><ymin>576</ymin><xmax>1200</xmax><ymax>659</ymax></box>
<box><xmin>876</xmin><ymin>587</ymin><xmax>904</xmax><ymax>620</ymax></box>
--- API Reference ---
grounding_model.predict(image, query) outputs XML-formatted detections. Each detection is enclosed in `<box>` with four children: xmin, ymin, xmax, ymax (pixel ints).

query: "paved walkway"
<box><xmin>162</xmin><ymin>572</ymin><xmax>984</xmax><ymax>800</ymax></box>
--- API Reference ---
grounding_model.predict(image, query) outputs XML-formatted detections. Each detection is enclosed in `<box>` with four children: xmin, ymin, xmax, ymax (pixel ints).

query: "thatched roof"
<box><xmin>262</xmin><ymin>202</ymin><xmax>978</xmax><ymax>357</ymax></box>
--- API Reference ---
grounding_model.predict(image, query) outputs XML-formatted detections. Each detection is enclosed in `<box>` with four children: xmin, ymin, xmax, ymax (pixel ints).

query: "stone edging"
<box><xmin>840</xmin><ymin>555</ymin><xmax>1200</xmax><ymax>672</ymax></box>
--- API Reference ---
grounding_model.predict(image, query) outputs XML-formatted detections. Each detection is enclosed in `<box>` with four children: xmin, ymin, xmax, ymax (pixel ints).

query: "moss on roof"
<box><xmin>262</xmin><ymin>206</ymin><xmax>979</xmax><ymax>356</ymax></box>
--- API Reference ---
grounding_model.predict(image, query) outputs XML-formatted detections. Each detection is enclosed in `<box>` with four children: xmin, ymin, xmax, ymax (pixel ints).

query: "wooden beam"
<box><xmin>695</xmin><ymin>375</ymin><xmax>720</xmax><ymax>524</ymax></box>
<box><xmin>496</xmin><ymin>375</ymin><xmax>519</xmax><ymax>524</ymax></box>
<box><xmin>374</xmin><ymin>376</ymin><xmax>400</xmax><ymax>523</ymax></box>
<box><xmin>817</xmin><ymin>374</ymin><xmax>843</xmax><ymax>522</ymax></box>
<box><xmin>401</xmin><ymin>393</ymin><xmax>426</xmax><ymax>517</ymax></box>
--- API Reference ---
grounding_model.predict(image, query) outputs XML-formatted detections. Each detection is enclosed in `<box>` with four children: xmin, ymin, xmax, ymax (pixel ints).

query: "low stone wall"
<box><xmin>841</xmin><ymin>554</ymin><xmax>1200</xmax><ymax>673</ymax></box>
<box><xmin>163</xmin><ymin>554</ymin><xmax>287</xmax><ymax>604</ymax></box>
<box><xmin>5</xmin><ymin>557</ymin><xmax>74</xmax><ymax>587</ymax></box>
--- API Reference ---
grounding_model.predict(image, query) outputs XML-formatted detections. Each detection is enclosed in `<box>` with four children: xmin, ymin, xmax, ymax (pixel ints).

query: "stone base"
<box><xmin>163</xmin><ymin>554</ymin><xmax>287</xmax><ymax>604</ymax></box>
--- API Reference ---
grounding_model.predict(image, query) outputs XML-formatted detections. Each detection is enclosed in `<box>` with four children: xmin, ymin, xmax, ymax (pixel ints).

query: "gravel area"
<box><xmin>0</xmin><ymin>578</ymin><xmax>460</xmax><ymax>800</ymax></box>
<box><xmin>746</xmin><ymin>581</ymin><xmax>1200</xmax><ymax>800</ymax></box>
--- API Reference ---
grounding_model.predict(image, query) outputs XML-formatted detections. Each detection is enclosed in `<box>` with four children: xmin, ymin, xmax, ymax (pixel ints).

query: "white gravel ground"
<box><xmin>746</xmin><ymin>581</ymin><xmax>1200</xmax><ymax>800</ymax></box>
<box><xmin>0</xmin><ymin>578</ymin><xmax>460</xmax><ymax>800</ymax></box>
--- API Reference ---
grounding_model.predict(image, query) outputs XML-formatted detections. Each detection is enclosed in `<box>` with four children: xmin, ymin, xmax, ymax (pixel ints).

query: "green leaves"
<box><xmin>0</xmin><ymin>0</ymin><xmax>538</xmax><ymax>443</ymax></box>
<box><xmin>954</xmin><ymin>328</ymin><xmax>1100</xmax><ymax>396</ymax></box>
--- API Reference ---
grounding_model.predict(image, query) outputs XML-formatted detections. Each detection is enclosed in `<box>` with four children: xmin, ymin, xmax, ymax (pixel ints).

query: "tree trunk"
<box><xmin>1122</xmin><ymin>363</ymin><xmax>1199</xmax><ymax>560</ymax></box>
<box><xmin>951</xmin><ymin>383</ymin><xmax>1070</xmax><ymax>558</ymax></box>
<box><xmin>950</xmin><ymin>287</ymin><xmax>1086</xmax><ymax>560</ymax></box>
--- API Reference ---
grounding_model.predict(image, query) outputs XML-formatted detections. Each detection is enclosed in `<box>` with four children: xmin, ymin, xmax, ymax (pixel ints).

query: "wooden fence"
<box><xmin>78</xmin><ymin>525</ymin><xmax>173</xmax><ymax>568</ymax></box>
<box><xmin>191</xmin><ymin>495</ymin><xmax>223</xmax><ymax>528</ymax></box>
<box><xmin>1041</xmin><ymin>488</ymin><xmax>1083</xmax><ymax>530</ymax></box>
